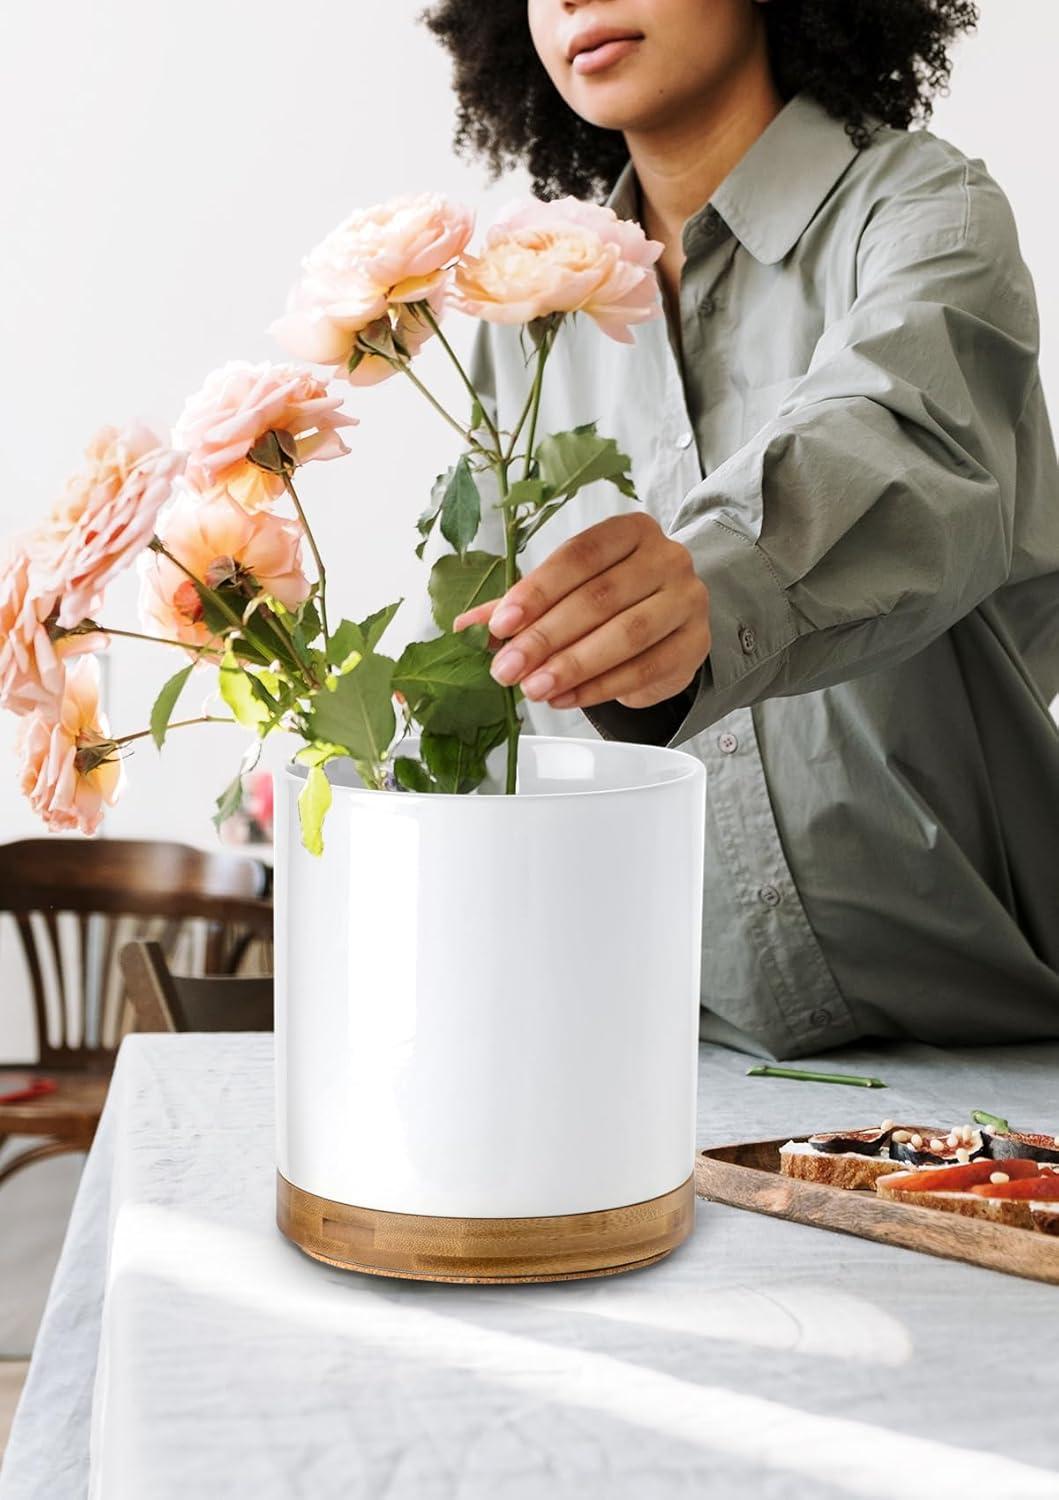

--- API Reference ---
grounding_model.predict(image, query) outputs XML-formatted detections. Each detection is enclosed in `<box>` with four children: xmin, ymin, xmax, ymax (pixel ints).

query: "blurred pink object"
<box><xmin>246</xmin><ymin>769</ymin><xmax>274</xmax><ymax>836</ymax></box>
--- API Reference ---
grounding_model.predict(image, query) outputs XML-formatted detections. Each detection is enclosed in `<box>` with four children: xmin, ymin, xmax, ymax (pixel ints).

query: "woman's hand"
<box><xmin>452</xmin><ymin>511</ymin><xmax>711</xmax><ymax>710</ymax></box>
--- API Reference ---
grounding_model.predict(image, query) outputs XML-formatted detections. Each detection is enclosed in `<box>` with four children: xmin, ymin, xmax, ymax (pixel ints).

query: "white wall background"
<box><xmin>0</xmin><ymin>1</ymin><xmax>1056</xmax><ymax>1057</ymax></box>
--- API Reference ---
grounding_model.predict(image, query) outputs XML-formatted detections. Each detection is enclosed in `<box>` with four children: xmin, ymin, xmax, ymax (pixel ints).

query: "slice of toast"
<box><xmin>779</xmin><ymin>1141</ymin><xmax>904</xmax><ymax>1190</ymax></box>
<box><xmin>876</xmin><ymin>1178</ymin><xmax>1034</xmax><ymax>1229</ymax></box>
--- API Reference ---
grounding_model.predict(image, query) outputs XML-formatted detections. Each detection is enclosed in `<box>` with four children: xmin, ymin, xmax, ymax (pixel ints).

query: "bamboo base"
<box><xmin>277</xmin><ymin>1171</ymin><xmax>695</xmax><ymax>1284</ymax></box>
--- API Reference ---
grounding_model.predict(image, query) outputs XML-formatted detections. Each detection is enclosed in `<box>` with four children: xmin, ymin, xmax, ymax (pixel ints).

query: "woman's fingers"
<box><xmin>501</xmin><ymin>590</ymin><xmax>689</xmax><ymax>703</ymax></box>
<box><xmin>452</xmin><ymin>599</ymin><xmax>502</xmax><ymax>631</ymax></box>
<box><xmin>549</xmin><ymin>623</ymin><xmax>707</xmax><ymax>710</ymax></box>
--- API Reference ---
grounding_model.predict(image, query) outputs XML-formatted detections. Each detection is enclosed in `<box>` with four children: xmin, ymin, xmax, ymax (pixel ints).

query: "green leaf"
<box><xmin>295</xmin><ymin>740</ymin><xmax>347</xmax><ymax>768</ymax></box>
<box><xmin>306</xmin><ymin>653</ymin><xmax>396</xmax><ymax>765</ymax></box>
<box><xmin>326</xmin><ymin>619</ymin><xmax>364</xmax><ymax>671</ymax></box>
<box><xmin>421</xmin><ymin>721</ymin><xmax>507</xmax><ymax>793</ymax></box>
<box><xmin>438</xmin><ymin>455</ymin><xmax>481</xmax><ymax>558</ymax></box>
<box><xmin>498</xmin><ymin>477</ymin><xmax>553</xmax><ymax>513</ymax></box>
<box><xmin>191</xmin><ymin>579</ymin><xmax>238</xmax><ymax>639</ymax></box>
<box><xmin>469</xmin><ymin>398</ymin><xmax>485</xmax><ymax>432</ymax></box>
<box><xmin>535</xmin><ymin>423</ymin><xmax>636</xmax><ymax>501</ymax></box>
<box><xmin>150</xmin><ymin>665</ymin><xmax>194</xmax><ymax>749</ymax></box>
<box><xmin>218</xmin><ymin>652</ymin><xmax>271</xmax><ymax>731</ymax></box>
<box><xmin>298</xmin><ymin>763</ymin><xmax>332</xmax><ymax>856</ymax></box>
<box><xmin>414</xmin><ymin>468</ymin><xmax>452</xmax><ymax>560</ymax></box>
<box><xmin>428</xmin><ymin>551</ymin><xmax>508</xmax><ymax>633</ymax></box>
<box><xmin>392</xmin><ymin>755</ymin><xmax>436</xmax><ymax>793</ymax></box>
<box><xmin>293</xmin><ymin>599</ymin><xmax>322</xmax><ymax>652</ymax></box>
<box><xmin>358</xmin><ymin>599</ymin><xmax>403</xmax><ymax>653</ymax></box>
<box><xmin>393</xmin><ymin>631</ymin><xmax>507</xmax><ymax>739</ymax></box>
<box><xmin>211</xmin><ymin>771</ymin><xmax>245</xmax><ymax>830</ymax></box>
<box><xmin>325</xmin><ymin>601</ymin><xmax>403</xmax><ymax>671</ymax></box>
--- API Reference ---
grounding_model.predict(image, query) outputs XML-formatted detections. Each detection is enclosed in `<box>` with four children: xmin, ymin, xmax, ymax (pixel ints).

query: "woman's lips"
<box><xmin>571</xmin><ymin>36</ymin><xmax>642</xmax><ymax>76</ymax></box>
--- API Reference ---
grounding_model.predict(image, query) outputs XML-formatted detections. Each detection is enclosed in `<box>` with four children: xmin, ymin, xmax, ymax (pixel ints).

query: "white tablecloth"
<box><xmin>4</xmin><ymin>1033</ymin><xmax>1059</xmax><ymax>1500</ymax></box>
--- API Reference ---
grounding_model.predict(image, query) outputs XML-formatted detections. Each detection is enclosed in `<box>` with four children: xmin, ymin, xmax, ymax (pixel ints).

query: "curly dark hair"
<box><xmin>422</xmin><ymin>0</ymin><xmax>979</xmax><ymax>201</ymax></box>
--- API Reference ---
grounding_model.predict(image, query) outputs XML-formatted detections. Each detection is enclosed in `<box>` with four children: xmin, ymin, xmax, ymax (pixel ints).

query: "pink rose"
<box><xmin>270</xmin><ymin>193</ymin><xmax>474</xmax><ymax>383</ymax></box>
<box><xmin>18</xmin><ymin>655</ymin><xmax>123</xmax><ymax>836</ymax></box>
<box><xmin>454</xmin><ymin>196</ymin><xmax>663</xmax><ymax>344</ymax></box>
<box><xmin>138</xmin><ymin>486</ymin><xmax>310</xmax><ymax>650</ymax></box>
<box><xmin>174</xmin><ymin>361</ymin><xmax>356</xmax><ymax>514</ymax></box>
<box><xmin>29</xmin><ymin>424</ymin><xmax>186</xmax><ymax>629</ymax></box>
<box><xmin>0</xmin><ymin>547</ymin><xmax>103</xmax><ymax>716</ymax></box>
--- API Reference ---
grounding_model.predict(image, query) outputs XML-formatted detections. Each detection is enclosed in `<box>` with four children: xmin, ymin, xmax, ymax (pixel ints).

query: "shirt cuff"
<box><xmin>583</xmin><ymin>517</ymin><xmax>799</xmax><ymax>748</ymax></box>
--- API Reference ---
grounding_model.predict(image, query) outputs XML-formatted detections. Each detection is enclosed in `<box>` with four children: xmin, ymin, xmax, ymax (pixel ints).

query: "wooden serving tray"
<box><xmin>695</xmin><ymin>1137</ymin><xmax>1059</xmax><ymax>1285</ymax></box>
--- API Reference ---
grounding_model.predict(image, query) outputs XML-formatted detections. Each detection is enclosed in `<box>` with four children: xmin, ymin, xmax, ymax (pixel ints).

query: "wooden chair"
<box><xmin>0</xmin><ymin>839</ymin><xmax>273</xmax><ymax>1188</ymax></box>
<box><xmin>120</xmin><ymin>939</ymin><xmax>273</xmax><ymax>1033</ymax></box>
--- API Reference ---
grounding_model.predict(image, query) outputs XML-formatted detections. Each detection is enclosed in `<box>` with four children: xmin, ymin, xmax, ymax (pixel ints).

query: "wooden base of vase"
<box><xmin>277</xmin><ymin>1171</ymin><xmax>695</xmax><ymax>1284</ymax></box>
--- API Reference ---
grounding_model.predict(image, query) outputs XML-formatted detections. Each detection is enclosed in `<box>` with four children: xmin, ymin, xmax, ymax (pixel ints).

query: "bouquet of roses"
<box><xmin>0</xmin><ymin>192</ymin><xmax>662</xmax><ymax>852</ymax></box>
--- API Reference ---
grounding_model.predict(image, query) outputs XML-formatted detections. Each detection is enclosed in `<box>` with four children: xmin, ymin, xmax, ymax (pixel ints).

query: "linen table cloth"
<box><xmin>3</xmin><ymin>1033</ymin><xmax>1059</xmax><ymax>1499</ymax></box>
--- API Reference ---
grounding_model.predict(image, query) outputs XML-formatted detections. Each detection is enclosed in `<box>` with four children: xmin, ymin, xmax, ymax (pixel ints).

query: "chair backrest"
<box><xmin>120</xmin><ymin>939</ymin><xmax>273</xmax><ymax>1033</ymax></box>
<box><xmin>0</xmin><ymin>839</ymin><xmax>273</xmax><ymax>1070</ymax></box>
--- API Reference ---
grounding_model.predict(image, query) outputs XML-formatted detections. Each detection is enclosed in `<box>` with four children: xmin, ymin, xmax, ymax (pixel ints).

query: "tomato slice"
<box><xmin>885</xmin><ymin>1158</ymin><xmax>1043</xmax><ymax>1193</ymax></box>
<box><xmin>969</xmin><ymin>1176</ymin><xmax>1059</xmax><ymax>1200</ymax></box>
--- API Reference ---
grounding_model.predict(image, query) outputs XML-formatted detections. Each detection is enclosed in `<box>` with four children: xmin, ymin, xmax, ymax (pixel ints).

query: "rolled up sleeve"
<box><xmin>586</xmin><ymin>163</ymin><xmax>1042</xmax><ymax>749</ymax></box>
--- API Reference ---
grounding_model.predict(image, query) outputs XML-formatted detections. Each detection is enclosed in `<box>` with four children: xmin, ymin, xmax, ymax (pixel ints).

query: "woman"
<box><xmin>425</xmin><ymin>0</ymin><xmax>1059</xmax><ymax>1058</ymax></box>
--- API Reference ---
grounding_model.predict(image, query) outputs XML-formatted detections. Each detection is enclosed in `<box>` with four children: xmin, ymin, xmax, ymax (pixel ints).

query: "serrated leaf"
<box><xmin>306</xmin><ymin>653</ymin><xmax>396</xmax><ymax>765</ymax></box>
<box><xmin>499</xmin><ymin>477</ymin><xmax>553</xmax><ymax>513</ymax></box>
<box><xmin>298</xmin><ymin>763</ymin><xmax>332</xmax><ymax>856</ymax></box>
<box><xmin>421</xmin><ymin>721</ymin><xmax>507</xmax><ymax>793</ymax></box>
<box><xmin>392</xmin><ymin>755</ymin><xmax>436</xmax><ymax>793</ymax></box>
<box><xmin>150</xmin><ymin>665</ymin><xmax>194</xmax><ymax>749</ymax></box>
<box><xmin>358</xmin><ymin>599</ymin><xmax>403</xmax><ymax>653</ymax></box>
<box><xmin>393</xmin><ymin>632</ymin><xmax>507</xmax><ymax>739</ymax></box>
<box><xmin>438</xmin><ymin>455</ymin><xmax>481</xmax><ymax>558</ymax></box>
<box><xmin>428</xmin><ymin>551</ymin><xmax>508</xmax><ymax>633</ymax></box>
<box><xmin>218</xmin><ymin>652</ymin><xmax>271</xmax><ymax>731</ymax></box>
<box><xmin>535</xmin><ymin>424</ymin><xmax>636</xmax><ymax>501</ymax></box>
<box><xmin>326</xmin><ymin>619</ymin><xmax>364</xmax><ymax>670</ymax></box>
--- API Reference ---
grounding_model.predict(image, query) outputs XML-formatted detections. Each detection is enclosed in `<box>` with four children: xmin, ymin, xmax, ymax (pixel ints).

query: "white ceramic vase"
<box><xmin>274</xmin><ymin>733</ymin><xmax>706</xmax><ymax>1283</ymax></box>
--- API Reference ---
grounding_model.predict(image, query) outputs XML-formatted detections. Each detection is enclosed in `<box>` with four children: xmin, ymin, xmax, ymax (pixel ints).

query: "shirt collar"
<box><xmin>606</xmin><ymin>91</ymin><xmax>865</xmax><ymax>266</ymax></box>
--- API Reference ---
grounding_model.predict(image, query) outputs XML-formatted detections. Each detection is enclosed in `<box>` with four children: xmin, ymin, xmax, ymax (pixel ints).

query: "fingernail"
<box><xmin>550</xmin><ymin>691</ymin><xmax>576</xmax><ymax>709</ymax></box>
<box><xmin>522</xmin><ymin>670</ymin><xmax>556</xmax><ymax>699</ymax></box>
<box><xmin>489</xmin><ymin>603</ymin><xmax>524</xmax><ymax>635</ymax></box>
<box><xmin>490</xmin><ymin>649</ymin><xmax>526</xmax><ymax>685</ymax></box>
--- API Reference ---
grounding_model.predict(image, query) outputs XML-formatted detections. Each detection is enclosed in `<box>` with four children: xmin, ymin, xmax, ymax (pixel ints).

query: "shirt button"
<box><xmin>718</xmin><ymin>731</ymin><xmax>738</xmax><ymax>754</ymax></box>
<box><xmin>675</xmin><ymin>431</ymin><xmax>694</xmax><ymax>450</ymax></box>
<box><xmin>739</xmin><ymin>625</ymin><xmax>757</xmax><ymax>653</ymax></box>
<box><xmin>757</xmin><ymin>884</ymin><xmax>781</xmax><ymax>908</ymax></box>
<box><xmin>810</xmin><ymin>1007</ymin><xmax>833</xmax><ymax>1028</ymax></box>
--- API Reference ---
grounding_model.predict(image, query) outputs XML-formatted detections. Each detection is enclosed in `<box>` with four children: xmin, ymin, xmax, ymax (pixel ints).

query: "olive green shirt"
<box><xmin>424</xmin><ymin>90</ymin><xmax>1059</xmax><ymax>1058</ymax></box>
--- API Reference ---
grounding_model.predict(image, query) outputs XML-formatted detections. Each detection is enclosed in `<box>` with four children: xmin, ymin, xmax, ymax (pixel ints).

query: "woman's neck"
<box><xmin>627</xmin><ymin>67</ymin><xmax>784</xmax><ymax>314</ymax></box>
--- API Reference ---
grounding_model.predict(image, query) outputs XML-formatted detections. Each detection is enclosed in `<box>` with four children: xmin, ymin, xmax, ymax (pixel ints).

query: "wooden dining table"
<box><xmin>3</xmin><ymin>1031</ymin><xmax>1059</xmax><ymax>1499</ymax></box>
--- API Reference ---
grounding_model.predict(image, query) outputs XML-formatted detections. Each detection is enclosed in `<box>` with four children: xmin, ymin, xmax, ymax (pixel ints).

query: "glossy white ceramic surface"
<box><xmin>275</xmin><ymin>735</ymin><xmax>706</xmax><ymax>1218</ymax></box>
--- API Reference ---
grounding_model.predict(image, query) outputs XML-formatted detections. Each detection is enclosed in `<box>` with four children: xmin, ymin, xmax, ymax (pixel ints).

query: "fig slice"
<box><xmin>983</xmin><ymin>1128</ymin><xmax>1059</xmax><ymax>1166</ymax></box>
<box><xmin>887</xmin><ymin>1125</ymin><xmax>986</xmax><ymax>1167</ymax></box>
<box><xmin>808</xmin><ymin>1126</ymin><xmax>892</xmax><ymax>1156</ymax></box>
